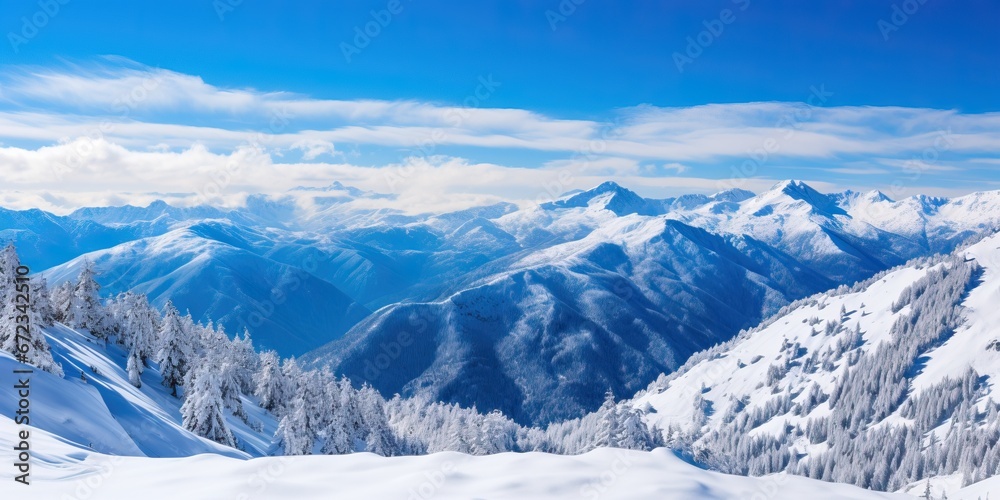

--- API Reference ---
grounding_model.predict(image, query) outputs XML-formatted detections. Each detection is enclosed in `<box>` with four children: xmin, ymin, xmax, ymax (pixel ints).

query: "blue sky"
<box><xmin>0</xmin><ymin>0</ymin><xmax>998</xmax><ymax>212</ymax></box>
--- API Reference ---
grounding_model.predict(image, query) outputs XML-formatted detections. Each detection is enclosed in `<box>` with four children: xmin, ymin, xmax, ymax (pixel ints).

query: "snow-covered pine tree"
<box><xmin>156</xmin><ymin>301</ymin><xmax>191</xmax><ymax>397</ymax></box>
<box><xmin>357</xmin><ymin>384</ymin><xmax>397</xmax><ymax>456</ymax></box>
<box><xmin>229</xmin><ymin>329</ymin><xmax>258</xmax><ymax>395</ymax></box>
<box><xmin>255</xmin><ymin>350</ymin><xmax>289</xmax><ymax>413</ymax></box>
<box><xmin>127</xmin><ymin>348</ymin><xmax>142</xmax><ymax>388</ymax></box>
<box><xmin>319</xmin><ymin>378</ymin><xmax>353</xmax><ymax>456</ymax></box>
<box><xmin>320</xmin><ymin>408</ymin><xmax>353</xmax><ymax>455</ymax></box>
<box><xmin>49</xmin><ymin>280</ymin><xmax>74</xmax><ymax>322</ymax></box>
<box><xmin>616</xmin><ymin>403</ymin><xmax>662</xmax><ymax>450</ymax></box>
<box><xmin>109</xmin><ymin>292</ymin><xmax>160</xmax><ymax>365</ymax></box>
<box><xmin>476</xmin><ymin>410</ymin><xmax>516</xmax><ymax>455</ymax></box>
<box><xmin>67</xmin><ymin>260</ymin><xmax>111</xmax><ymax>337</ymax></box>
<box><xmin>31</xmin><ymin>277</ymin><xmax>55</xmax><ymax>327</ymax></box>
<box><xmin>0</xmin><ymin>244</ymin><xmax>62</xmax><ymax>375</ymax></box>
<box><xmin>593</xmin><ymin>390</ymin><xmax>621</xmax><ymax>448</ymax></box>
<box><xmin>273</xmin><ymin>390</ymin><xmax>316</xmax><ymax>455</ymax></box>
<box><xmin>180</xmin><ymin>366</ymin><xmax>235</xmax><ymax>447</ymax></box>
<box><xmin>217</xmin><ymin>361</ymin><xmax>247</xmax><ymax>422</ymax></box>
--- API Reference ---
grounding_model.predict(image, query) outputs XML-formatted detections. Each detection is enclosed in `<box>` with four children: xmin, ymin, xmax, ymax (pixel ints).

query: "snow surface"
<box><xmin>631</xmin><ymin>232</ymin><xmax>1000</xmax><ymax>497</ymax></box>
<box><xmin>0</xmin><ymin>324</ymin><xmax>272</xmax><ymax>458</ymax></box>
<box><xmin>0</xmin><ymin>417</ymin><xmax>908</xmax><ymax>500</ymax></box>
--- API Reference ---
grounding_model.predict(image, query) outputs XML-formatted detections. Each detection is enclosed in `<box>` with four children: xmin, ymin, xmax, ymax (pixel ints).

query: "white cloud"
<box><xmin>0</xmin><ymin>59</ymin><xmax>997</xmax><ymax>213</ymax></box>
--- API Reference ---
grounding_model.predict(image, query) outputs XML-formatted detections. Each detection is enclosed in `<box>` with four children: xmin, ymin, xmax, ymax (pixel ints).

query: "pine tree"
<box><xmin>255</xmin><ymin>350</ymin><xmax>289</xmax><ymax>412</ymax></box>
<box><xmin>273</xmin><ymin>391</ymin><xmax>315</xmax><ymax>455</ymax></box>
<box><xmin>358</xmin><ymin>385</ymin><xmax>397</xmax><ymax>456</ymax></box>
<box><xmin>67</xmin><ymin>260</ymin><xmax>110</xmax><ymax>337</ymax></box>
<box><xmin>180</xmin><ymin>366</ymin><xmax>234</xmax><ymax>447</ymax></box>
<box><xmin>49</xmin><ymin>280</ymin><xmax>74</xmax><ymax>322</ymax></box>
<box><xmin>0</xmin><ymin>244</ymin><xmax>62</xmax><ymax>376</ymax></box>
<box><xmin>156</xmin><ymin>301</ymin><xmax>191</xmax><ymax>397</ymax></box>
<box><xmin>127</xmin><ymin>348</ymin><xmax>142</xmax><ymax>388</ymax></box>
<box><xmin>31</xmin><ymin>277</ymin><xmax>55</xmax><ymax>327</ymax></box>
<box><xmin>109</xmin><ymin>292</ymin><xmax>159</xmax><ymax>365</ymax></box>
<box><xmin>230</xmin><ymin>329</ymin><xmax>258</xmax><ymax>394</ymax></box>
<box><xmin>593</xmin><ymin>390</ymin><xmax>621</xmax><ymax>448</ymax></box>
<box><xmin>217</xmin><ymin>360</ymin><xmax>247</xmax><ymax>422</ymax></box>
<box><xmin>477</xmin><ymin>410</ymin><xmax>515</xmax><ymax>454</ymax></box>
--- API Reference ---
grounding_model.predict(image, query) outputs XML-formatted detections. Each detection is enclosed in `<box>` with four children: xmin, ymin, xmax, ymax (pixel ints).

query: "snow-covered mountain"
<box><xmin>630</xmin><ymin>231</ymin><xmax>1000</xmax><ymax>495</ymax></box>
<box><xmin>43</xmin><ymin>223</ymin><xmax>371</xmax><ymax>356</ymax></box>
<box><xmin>307</xmin><ymin>218</ymin><xmax>835</xmax><ymax>425</ymax></box>
<box><xmin>304</xmin><ymin>181</ymin><xmax>1000</xmax><ymax>425</ymax></box>
<box><xmin>6</xmin><ymin>180</ymin><xmax>1000</xmax><ymax>425</ymax></box>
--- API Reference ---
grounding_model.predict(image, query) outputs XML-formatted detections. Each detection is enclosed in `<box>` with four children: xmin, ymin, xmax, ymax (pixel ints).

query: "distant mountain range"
<box><xmin>7</xmin><ymin>180</ymin><xmax>998</xmax><ymax>425</ymax></box>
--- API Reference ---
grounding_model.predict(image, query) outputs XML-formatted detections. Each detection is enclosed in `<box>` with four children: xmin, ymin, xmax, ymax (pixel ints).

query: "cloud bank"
<box><xmin>0</xmin><ymin>59</ymin><xmax>996</xmax><ymax>213</ymax></box>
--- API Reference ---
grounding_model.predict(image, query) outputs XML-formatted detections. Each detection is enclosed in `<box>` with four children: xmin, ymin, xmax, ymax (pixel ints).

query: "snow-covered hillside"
<box><xmin>0</xmin><ymin>281</ymin><xmax>911</xmax><ymax>499</ymax></box>
<box><xmin>43</xmin><ymin>224</ymin><xmax>371</xmax><ymax>357</ymax></box>
<box><xmin>631</xmin><ymin>231</ymin><xmax>1000</xmax><ymax>495</ymax></box>
<box><xmin>0</xmin><ymin>323</ymin><xmax>275</xmax><ymax>458</ymax></box>
<box><xmin>0</xmin><ymin>419</ymin><xmax>910</xmax><ymax>500</ymax></box>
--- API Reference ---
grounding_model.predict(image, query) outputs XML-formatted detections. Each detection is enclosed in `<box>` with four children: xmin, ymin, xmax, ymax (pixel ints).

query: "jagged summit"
<box><xmin>751</xmin><ymin>179</ymin><xmax>847</xmax><ymax>216</ymax></box>
<box><xmin>542</xmin><ymin>181</ymin><xmax>662</xmax><ymax>216</ymax></box>
<box><xmin>710</xmin><ymin>187</ymin><xmax>756</xmax><ymax>203</ymax></box>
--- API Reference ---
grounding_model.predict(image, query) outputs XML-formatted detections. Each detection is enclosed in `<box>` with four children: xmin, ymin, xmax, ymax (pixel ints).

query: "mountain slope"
<box><xmin>631</xmin><ymin>231</ymin><xmax>1000</xmax><ymax>494</ymax></box>
<box><xmin>42</xmin><ymin>225</ymin><xmax>370</xmax><ymax>357</ymax></box>
<box><xmin>305</xmin><ymin>217</ymin><xmax>835</xmax><ymax>425</ymax></box>
<box><xmin>0</xmin><ymin>324</ymin><xmax>273</xmax><ymax>458</ymax></box>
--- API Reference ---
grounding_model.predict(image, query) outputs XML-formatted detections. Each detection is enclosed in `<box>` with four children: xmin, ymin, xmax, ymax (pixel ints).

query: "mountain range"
<box><xmin>10</xmin><ymin>179</ymin><xmax>999</xmax><ymax>425</ymax></box>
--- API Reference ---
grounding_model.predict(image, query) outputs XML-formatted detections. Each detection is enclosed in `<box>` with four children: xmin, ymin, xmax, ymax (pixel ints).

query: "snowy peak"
<box><xmin>710</xmin><ymin>188</ymin><xmax>756</xmax><ymax>203</ymax></box>
<box><xmin>543</xmin><ymin>181</ymin><xmax>663</xmax><ymax>216</ymax></box>
<box><xmin>768</xmin><ymin>179</ymin><xmax>832</xmax><ymax>205</ymax></box>
<box><xmin>745</xmin><ymin>179</ymin><xmax>847</xmax><ymax>217</ymax></box>
<box><xmin>68</xmin><ymin>200</ymin><xmax>226</xmax><ymax>226</ymax></box>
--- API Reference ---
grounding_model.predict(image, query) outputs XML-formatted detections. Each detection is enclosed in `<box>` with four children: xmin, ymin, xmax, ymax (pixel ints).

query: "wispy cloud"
<box><xmin>0</xmin><ymin>58</ymin><xmax>997</xmax><ymax>212</ymax></box>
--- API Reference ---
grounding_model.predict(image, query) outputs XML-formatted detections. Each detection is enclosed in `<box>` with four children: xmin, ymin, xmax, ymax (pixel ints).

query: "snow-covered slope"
<box><xmin>631</xmin><ymin>231</ymin><xmax>1000</xmax><ymax>495</ymax></box>
<box><xmin>0</xmin><ymin>423</ymin><xmax>908</xmax><ymax>500</ymax></box>
<box><xmin>308</xmin><ymin>217</ymin><xmax>835</xmax><ymax>425</ymax></box>
<box><xmin>0</xmin><ymin>324</ymin><xmax>275</xmax><ymax>458</ymax></box>
<box><xmin>42</xmin><ymin>225</ymin><xmax>370</xmax><ymax>357</ymax></box>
